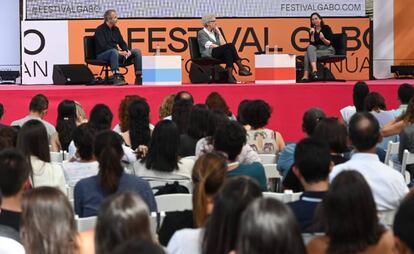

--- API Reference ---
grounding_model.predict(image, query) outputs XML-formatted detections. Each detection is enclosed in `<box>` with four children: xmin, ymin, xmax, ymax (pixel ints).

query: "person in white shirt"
<box><xmin>11</xmin><ymin>94</ymin><xmax>56</xmax><ymax>142</ymax></box>
<box><xmin>197</xmin><ymin>14</ymin><xmax>252</xmax><ymax>83</ymax></box>
<box><xmin>339</xmin><ymin>81</ymin><xmax>369</xmax><ymax>126</ymax></box>
<box><xmin>330</xmin><ymin>112</ymin><xmax>408</xmax><ymax>211</ymax></box>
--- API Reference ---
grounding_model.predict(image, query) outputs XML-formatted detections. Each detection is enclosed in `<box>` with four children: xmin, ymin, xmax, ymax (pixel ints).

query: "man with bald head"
<box><xmin>330</xmin><ymin>112</ymin><xmax>408</xmax><ymax>211</ymax></box>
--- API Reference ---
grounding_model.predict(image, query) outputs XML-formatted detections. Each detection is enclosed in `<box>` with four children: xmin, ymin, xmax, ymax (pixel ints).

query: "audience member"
<box><xmin>113</xmin><ymin>240</ymin><xmax>166</xmax><ymax>254</ymax></box>
<box><xmin>383</xmin><ymin>96</ymin><xmax>414</xmax><ymax>137</ymax></box>
<box><xmin>160</xmin><ymin>152</ymin><xmax>227</xmax><ymax>245</ymax></box>
<box><xmin>0</xmin><ymin>127</ymin><xmax>18</xmax><ymax>151</ymax></box>
<box><xmin>394</xmin><ymin>193</ymin><xmax>414</xmax><ymax>254</ymax></box>
<box><xmin>172</xmin><ymin>99</ymin><xmax>193</xmax><ymax>135</ymax></box>
<box><xmin>0</xmin><ymin>149</ymin><xmax>31</xmax><ymax>232</ymax></box>
<box><xmin>312</xmin><ymin>117</ymin><xmax>350</xmax><ymax>164</ymax></box>
<box><xmin>214</xmin><ymin>120</ymin><xmax>267</xmax><ymax>191</ymax></box>
<box><xmin>11</xmin><ymin>94</ymin><xmax>56</xmax><ymax>141</ymax></box>
<box><xmin>52</xmin><ymin>100</ymin><xmax>77</xmax><ymax>152</ymax></box>
<box><xmin>179</xmin><ymin>104</ymin><xmax>210</xmax><ymax>157</ymax></box>
<box><xmin>308</xmin><ymin>171</ymin><xmax>396</xmax><ymax>254</ymax></box>
<box><xmin>134</xmin><ymin>120</ymin><xmax>194</xmax><ymax>182</ymax></box>
<box><xmin>0</xmin><ymin>190</ymin><xmax>24</xmax><ymax>254</ymax></box>
<box><xmin>121</xmin><ymin>99</ymin><xmax>151</xmax><ymax>151</ymax></box>
<box><xmin>113</xmin><ymin>95</ymin><xmax>144</xmax><ymax>133</ymax></box>
<box><xmin>236</xmin><ymin>198</ymin><xmax>306</xmax><ymax>254</ymax></box>
<box><xmin>95</xmin><ymin>192</ymin><xmax>155</xmax><ymax>254</ymax></box>
<box><xmin>340</xmin><ymin>81</ymin><xmax>369</xmax><ymax>126</ymax></box>
<box><xmin>74</xmin><ymin>130</ymin><xmax>156</xmax><ymax>217</ymax></box>
<box><xmin>236</xmin><ymin>99</ymin><xmax>251</xmax><ymax>128</ymax></box>
<box><xmin>16</xmin><ymin>120</ymin><xmax>66</xmax><ymax>192</ymax></box>
<box><xmin>288</xmin><ymin>138</ymin><xmax>331</xmax><ymax>232</ymax></box>
<box><xmin>330</xmin><ymin>112</ymin><xmax>408</xmax><ymax>211</ymax></box>
<box><xmin>20</xmin><ymin>187</ymin><xmax>79</xmax><ymax>254</ymax></box>
<box><xmin>243</xmin><ymin>99</ymin><xmax>285</xmax><ymax>154</ymax></box>
<box><xmin>196</xmin><ymin>109</ymin><xmax>260</xmax><ymax>164</ymax></box>
<box><xmin>0</xmin><ymin>102</ymin><xmax>6</xmax><ymax>129</ymax></box>
<box><xmin>392</xmin><ymin>83</ymin><xmax>414</xmax><ymax>117</ymax></box>
<box><xmin>62</xmin><ymin>124</ymin><xmax>98</xmax><ymax>187</ymax></box>
<box><xmin>74</xmin><ymin>101</ymin><xmax>87</xmax><ymax>126</ymax></box>
<box><xmin>205</xmin><ymin>92</ymin><xmax>235</xmax><ymax>119</ymax></box>
<box><xmin>159</xmin><ymin>94</ymin><xmax>176</xmax><ymax>120</ymax></box>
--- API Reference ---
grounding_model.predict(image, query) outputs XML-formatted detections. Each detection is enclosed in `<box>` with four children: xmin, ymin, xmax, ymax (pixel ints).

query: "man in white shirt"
<box><xmin>330</xmin><ymin>112</ymin><xmax>408</xmax><ymax>211</ymax></box>
<box><xmin>11</xmin><ymin>94</ymin><xmax>56</xmax><ymax>140</ymax></box>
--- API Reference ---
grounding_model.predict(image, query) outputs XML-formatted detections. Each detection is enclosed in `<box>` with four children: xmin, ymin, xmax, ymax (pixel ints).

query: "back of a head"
<box><xmin>364</xmin><ymin>92</ymin><xmax>387</xmax><ymax>111</ymax></box>
<box><xmin>118</xmin><ymin>95</ymin><xmax>145</xmax><ymax>132</ymax></box>
<box><xmin>21</xmin><ymin>186</ymin><xmax>78</xmax><ymax>254</ymax></box>
<box><xmin>17</xmin><ymin>119</ymin><xmax>50</xmax><ymax>162</ymax></box>
<box><xmin>192</xmin><ymin>152</ymin><xmax>227</xmax><ymax>227</ymax></box>
<box><xmin>202</xmin><ymin>176</ymin><xmax>262</xmax><ymax>254</ymax></box>
<box><xmin>172</xmin><ymin>99</ymin><xmax>193</xmax><ymax>135</ymax></box>
<box><xmin>237</xmin><ymin>99</ymin><xmax>251</xmax><ymax>125</ymax></box>
<box><xmin>398</xmin><ymin>83</ymin><xmax>414</xmax><ymax>105</ymax></box>
<box><xmin>188</xmin><ymin>104</ymin><xmax>210</xmax><ymax>140</ymax></box>
<box><xmin>322</xmin><ymin>171</ymin><xmax>382</xmax><ymax>254</ymax></box>
<box><xmin>394</xmin><ymin>193</ymin><xmax>414</xmax><ymax>254</ymax></box>
<box><xmin>348</xmin><ymin>112</ymin><xmax>380</xmax><ymax>151</ymax></box>
<box><xmin>207</xmin><ymin>109</ymin><xmax>228</xmax><ymax>137</ymax></box>
<box><xmin>312</xmin><ymin>117</ymin><xmax>348</xmax><ymax>154</ymax></box>
<box><xmin>73</xmin><ymin>123</ymin><xmax>95</xmax><ymax>161</ymax></box>
<box><xmin>56</xmin><ymin>100</ymin><xmax>77</xmax><ymax>151</ymax></box>
<box><xmin>0</xmin><ymin>127</ymin><xmax>18</xmax><ymax>151</ymax></box>
<box><xmin>144</xmin><ymin>120</ymin><xmax>179</xmax><ymax>172</ymax></box>
<box><xmin>29</xmin><ymin>94</ymin><xmax>48</xmax><ymax>113</ymax></box>
<box><xmin>174</xmin><ymin>91</ymin><xmax>194</xmax><ymax>105</ymax></box>
<box><xmin>113</xmin><ymin>240</ymin><xmax>166</xmax><ymax>254</ymax></box>
<box><xmin>242</xmin><ymin>100</ymin><xmax>272</xmax><ymax>129</ymax></box>
<box><xmin>213</xmin><ymin>120</ymin><xmax>246</xmax><ymax>162</ymax></box>
<box><xmin>237</xmin><ymin>198</ymin><xmax>306</xmax><ymax>254</ymax></box>
<box><xmin>205</xmin><ymin>92</ymin><xmax>231</xmax><ymax>117</ymax></box>
<box><xmin>353</xmin><ymin>81</ymin><xmax>369</xmax><ymax>112</ymax></box>
<box><xmin>94</xmin><ymin>130</ymin><xmax>124</xmax><ymax>194</ymax></box>
<box><xmin>96</xmin><ymin>192</ymin><xmax>152</xmax><ymax>254</ymax></box>
<box><xmin>158</xmin><ymin>94</ymin><xmax>176</xmax><ymax>120</ymax></box>
<box><xmin>294</xmin><ymin>138</ymin><xmax>331</xmax><ymax>184</ymax></box>
<box><xmin>128</xmin><ymin>99</ymin><xmax>151</xmax><ymax>150</ymax></box>
<box><xmin>0</xmin><ymin>148</ymin><xmax>30</xmax><ymax>198</ymax></box>
<box><xmin>89</xmin><ymin>104</ymin><xmax>113</xmax><ymax>131</ymax></box>
<box><xmin>302</xmin><ymin>108</ymin><xmax>326</xmax><ymax>136</ymax></box>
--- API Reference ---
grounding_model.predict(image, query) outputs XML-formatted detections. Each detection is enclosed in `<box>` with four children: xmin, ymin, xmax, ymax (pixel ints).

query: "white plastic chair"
<box><xmin>384</xmin><ymin>141</ymin><xmax>400</xmax><ymax>166</ymax></box>
<box><xmin>378</xmin><ymin>210</ymin><xmax>396</xmax><ymax>227</ymax></box>
<box><xmin>258</xmin><ymin>154</ymin><xmax>277</xmax><ymax>164</ymax></box>
<box><xmin>401</xmin><ymin>149</ymin><xmax>414</xmax><ymax>184</ymax></box>
<box><xmin>150</xmin><ymin>211</ymin><xmax>166</xmax><ymax>234</ymax></box>
<box><xmin>262</xmin><ymin>191</ymin><xmax>302</xmax><ymax>203</ymax></box>
<box><xmin>75</xmin><ymin>215</ymin><xmax>97</xmax><ymax>232</ymax></box>
<box><xmin>50</xmin><ymin>151</ymin><xmax>65</xmax><ymax>163</ymax></box>
<box><xmin>155</xmin><ymin>193</ymin><xmax>193</xmax><ymax>212</ymax></box>
<box><xmin>263</xmin><ymin>164</ymin><xmax>282</xmax><ymax>192</ymax></box>
<box><xmin>149</xmin><ymin>180</ymin><xmax>193</xmax><ymax>194</ymax></box>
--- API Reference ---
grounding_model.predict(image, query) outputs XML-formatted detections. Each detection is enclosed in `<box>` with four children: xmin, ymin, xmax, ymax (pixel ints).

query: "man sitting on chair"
<box><xmin>94</xmin><ymin>9</ymin><xmax>143</xmax><ymax>85</ymax></box>
<box><xmin>197</xmin><ymin>14</ymin><xmax>252</xmax><ymax>83</ymax></box>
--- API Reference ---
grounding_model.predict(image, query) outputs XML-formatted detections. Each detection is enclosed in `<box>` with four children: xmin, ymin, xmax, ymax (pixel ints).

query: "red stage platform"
<box><xmin>0</xmin><ymin>79</ymin><xmax>410</xmax><ymax>141</ymax></box>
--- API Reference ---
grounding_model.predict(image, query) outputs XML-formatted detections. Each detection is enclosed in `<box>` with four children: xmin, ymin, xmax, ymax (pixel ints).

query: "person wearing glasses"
<box><xmin>197</xmin><ymin>14</ymin><xmax>252</xmax><ymax>83</ymax></box>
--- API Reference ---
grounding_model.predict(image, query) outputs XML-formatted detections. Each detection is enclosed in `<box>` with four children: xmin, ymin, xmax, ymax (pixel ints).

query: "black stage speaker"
<box><xmin>53</xmin><ymin>64</ymin><xmax>94</xmax><ymax>85</ymax></box>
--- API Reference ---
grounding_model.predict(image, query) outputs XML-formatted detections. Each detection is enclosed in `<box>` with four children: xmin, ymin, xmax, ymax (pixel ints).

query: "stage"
<box><xmin>0</xmin><ymin>79</ymin><xmax>410</xmax><ymax>141</ymax></box>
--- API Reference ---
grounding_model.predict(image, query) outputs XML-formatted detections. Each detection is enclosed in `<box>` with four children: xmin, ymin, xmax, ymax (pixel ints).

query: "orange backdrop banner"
<box><xmin>68</xmin><ymin>17</ymin><xmax>370</xmax><ymax>83</ymax></box>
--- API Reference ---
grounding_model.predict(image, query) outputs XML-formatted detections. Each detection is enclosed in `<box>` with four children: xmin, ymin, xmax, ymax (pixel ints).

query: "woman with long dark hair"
<box><xmin>121</xmin><ymin>99</ymin><xmax>151</xmax><ymax>151</ymax></box>
<box><xmin>340</xmin><ymin>81</ymin><xmax>369</xmax><ymax>126</ymax></box>
<box><xmin>20</xmin><ymin>186</ymin><xmax>79</xmax><ymax>254</ymax></box>
<box><xmin>16</xmin><ymin>119</ymin><xmax>66</xmax><ymax>192</ymax></box>
<box><xmin>74</xmin><ymin>130</ymin><xmax>156</xmax><ymax>217</ymax></box>
<box><xmin>133</xmin><ymin>120</ymin><xmax>194</xmax><ymax>181</ymax></box>
<box><xmin>308</xmin><ymin>171</ymin><xmax>396</xmax><ymax>254</ymax></box>
<box><xmin>54</xmin><ymin>100</ymin><xmax>77</xmax><ymax>151</ymax></box>
<box><xmin>95</xmin><ymin>192</ymin><xmax>155</xmax><ymax>254</ymax></box>
<box><xmin>236</xmin><ymin>198</ymin><xmax>306</xmax><ymax>254</ymax></box>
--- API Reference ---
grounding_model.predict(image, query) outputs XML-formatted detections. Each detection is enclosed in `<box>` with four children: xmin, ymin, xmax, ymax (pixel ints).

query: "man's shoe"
<box><xmin>134</xmin><ymin>75</ymin><xmax>142</xmax><ymax>85</ymax></box>
<box><xmin>227</xmin><ymin>74</ymin><xmax>237</xmax><ymax>84</ymax></box>
<box><xmin>113</xmin><ymin>75</ymin><xmax>127</xmax><ymax>86</ymax></box>
<box><xmin>239</xmin><ymin>69</ymin><xmax>252</xmax><ymax>76</ymax></box>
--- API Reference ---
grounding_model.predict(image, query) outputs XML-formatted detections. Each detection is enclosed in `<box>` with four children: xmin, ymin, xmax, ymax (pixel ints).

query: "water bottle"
<box><xmin>265</xmin><ymin>45</ymin><xmax>270</xmax><ymax>54</ymax></box>
<box><xmin>274</xmin><ymin>45</ymin><xmax>278</xmax><ymax>54</ymax></box>
<box><xmin>155</xmin><ymin>45</ymin><xmax>161</xmax><ymax>56</ymax></box>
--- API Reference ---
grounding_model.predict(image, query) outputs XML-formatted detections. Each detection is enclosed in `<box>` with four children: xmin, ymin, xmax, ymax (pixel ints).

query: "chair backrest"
<box><xmin>188</xmin><ymin>37</ymin><xmax>201</xmax><ymax>59</ymax></box>
<box><xmin>75</xmin><ymin>215</ymin><xmax>97</xmax><ymax>232</ymax></box>
<box><xmin>50</xmin><ymin>151</ymin><xmax>65</xmax><ymax>163</ymax></box>
<box><xmin>84</xmin><ymin>36</ymin><xmax>97</xmax><ymax>61</ymax></box>
<box><xmin>263</xmin><ymin>164</ymin><xmax>281</xmax><ymax>179</ymax></box>
<box><xmin>155</xmin><ymin>193</ymin><xmax>193</xmax><ymax>212</ymax></box>
<box><xmin>384</xmin><ymin>141</ymin><xmax>400</xmax><ymax>165</ymax></box>
<box><xmin>262</xmin><ymin>191</ymin><xmax>302</xmax><ymax>203</ymax></box>
<box><xmin>150</xmin><ymin>211</ymin><xmax>166</xmax><ymax>235</ymax></box>
<box><xmin>378</xmin><ymin>210</ymin><xmax>396</xmax><ymax>227</ymax></box>
<box><xmin>401</xmin><ymin>149</ymin><xmax>414</xmax><ymax>180</ymax></box>
<box><xmin>331</xmin><ymin>33</ymin><xmax>347</xmax><ymax>56</ymax></box>
<box><xmin>258</xmin><ymin>154</ymin><xmax>277</xmax><ymax>164</ymax></box>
